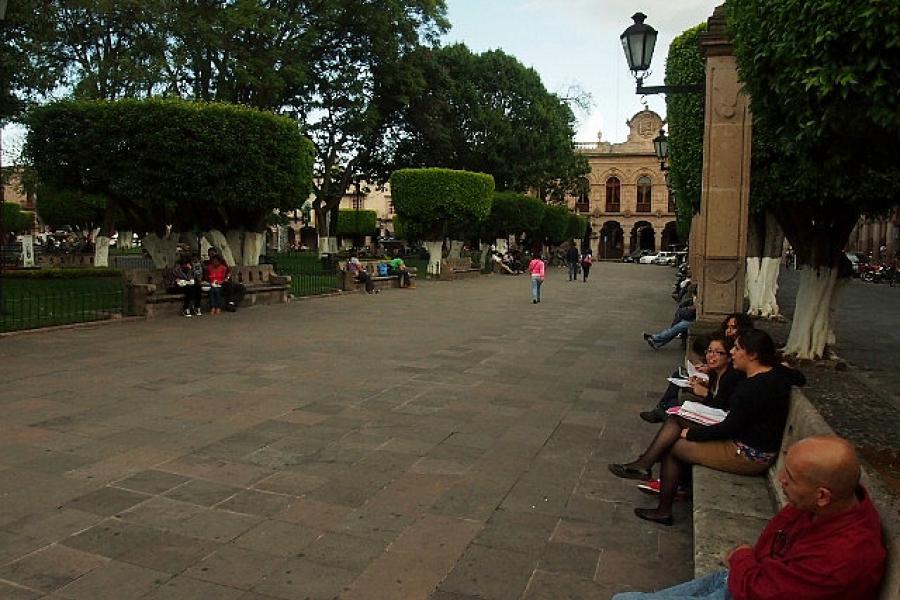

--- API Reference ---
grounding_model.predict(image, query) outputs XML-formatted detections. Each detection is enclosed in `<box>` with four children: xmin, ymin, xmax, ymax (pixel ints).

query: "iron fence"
<box><xmin>0</xmin><ymin>285</ymin><xmax>126</xmax><ymax>332</ymax></box>
<box><xmin>270</xmin><ymin>253</ymin><xmax>340</xmax><ymax>297</ymax></box>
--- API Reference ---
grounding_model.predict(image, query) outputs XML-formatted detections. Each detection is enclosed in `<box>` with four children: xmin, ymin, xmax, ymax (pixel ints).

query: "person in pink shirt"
<box><xmin>528</xmin><ymin>253</ymin><xmax>545</xmax><ymax>304</ymax></box>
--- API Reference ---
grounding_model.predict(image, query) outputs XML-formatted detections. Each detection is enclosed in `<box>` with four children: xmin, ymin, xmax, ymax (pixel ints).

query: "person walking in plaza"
<box><xmin>528</xmin><ymin>253</ymin><xmax>545</xmax><ymax>304</ymax></box>
<box><xmin>611</xmin><ymin>435</ymin><xmax>886</xmax><ymax>600</ymax></box>
<box><xmin>566</xmin><ymin>241</ymin><xmax>580</xmax><ymax>281</ymax></box>
<box><xmin>581</xmin><ymin>248</ymin><xmax>593</xmax><ymax>282</ymax></box>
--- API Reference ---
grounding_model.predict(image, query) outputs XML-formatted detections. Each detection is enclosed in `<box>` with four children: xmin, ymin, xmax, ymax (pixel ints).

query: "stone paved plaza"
<box><xmin>0</xmin><ymin>263</ymin><xmax>696</xmax><ymax>599</ymax></box>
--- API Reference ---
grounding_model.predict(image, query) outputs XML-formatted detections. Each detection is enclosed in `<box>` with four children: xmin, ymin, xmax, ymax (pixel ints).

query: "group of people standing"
<box><xmin>164</xmin><ymin>248</ymin><xmax>243</xmax><ymax>317</ymax></box>
<box><xmin>608</xmin><ymin>314</ymin><xmax>887</xmax><ymax>599</ymax></box>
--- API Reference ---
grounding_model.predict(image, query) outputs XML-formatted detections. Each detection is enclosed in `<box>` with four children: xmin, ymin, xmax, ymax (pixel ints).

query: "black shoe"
<box><xmin>640</xmin><ymin>408</ymin><xmax>666</xmax><ymax>424</ymax></box>
<box><xmin>608</xmin><ymin>463</ymin><xmax>652</xmax><ymax>481</ymax></box>
<box><xmin>634</xmin><ymin>507</ymin><xmax>673</xmax><ymax>526</ymax></box>
<box><xmin>533</xmin><ymin>299</ymin><xmax>538</xmax><ymax>304</ymax></box>
<box><xmin>643</xmin><ymin>333</ymin><xmax>659</xmax><ymax>350</ymax></box>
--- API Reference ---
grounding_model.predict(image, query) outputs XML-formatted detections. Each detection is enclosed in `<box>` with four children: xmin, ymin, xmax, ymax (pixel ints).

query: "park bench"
<box><xmin>336</xmin><ymin>260</ymin><xmax>417</xmax><ymax>292</ymax></box>
<box><xmin>692</xmin><ymin>387</ymin><xmax>900</xmax><ymax>599</ymax></box>
<box><xmin>125</xmin><ymin>264</ymin><xmax>291</xmax><ymax>318</ymax></box>
<box><xmin>439</xmin><ymin>257</ymin><xmax>481</xmax><ymax>280</ymax></box>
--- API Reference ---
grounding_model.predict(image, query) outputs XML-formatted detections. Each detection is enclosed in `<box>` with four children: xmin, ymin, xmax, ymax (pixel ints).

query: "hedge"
<box><xmin>566</xmin><ymin>214</ymin><xmax>589</xmax><ymax>240</ymax></box>
<box><xmin>336</xmin><ymin>209</ymin><xmax>377</xmax><ymax>237</ymax></box>
<box><xmin>540</xmin><ymin>204</ymin><xmax>570</xmax><ymax>245</ymax></box>
<box><xmin>2</xmin><ymin>268</ymin><xmax>124</xmax><ymax>279</ymax></box>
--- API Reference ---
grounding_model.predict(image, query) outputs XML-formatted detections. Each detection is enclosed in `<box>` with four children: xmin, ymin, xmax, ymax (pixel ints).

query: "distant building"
<box><xmin>847</xmin><ymin>209</ymin><xmax>899</xmax><ymax>262</ymax></box>
<box><xmin>572</xmin><ymin>109</ymin><xmax>677</xmax><ymax>259</ymax></box>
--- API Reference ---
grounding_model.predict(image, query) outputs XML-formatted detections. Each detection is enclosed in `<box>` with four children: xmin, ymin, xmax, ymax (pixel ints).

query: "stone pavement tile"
<box><xmin>303</xmin><ymin>479</ymin><xmax>382</xmax><ymax>509</ymax></box>
<box><xmin>0</xmin><ymin>530</ymin><xmax>43</xmax><ymax>567</ymax></box>
<box><xmin>183</xmin><ymin>545</ymin><xmax>286</xmax><ymax>590</ymax></box>
<box><xmin>192</xmin><ymin>432</ymin><xmax>274</xmax><ymax>462</ymax></box>
<box><xmin>0</xmin><ymin>467</ymin><xmax>63</xmax><ymax>494</ymax></box>
<box><xmin>563</xmin><ymin>494</ymin><xmax>618</xmax><ymax>525</ymax></box>
<box><xmin>473</xmin><ymin>509</ymin><xmax>559</xmax><ymax>555</ymax></box>
<box><xmin>51</xmin><ymin>560</ymin><xmax>170</xmax><ymax>600</ymax></box>
<box><xmin>233</xmin><ymin>519</ymin><xmax>322</xmax><ymax>557</ymax></box>
<box><xmin>111</xmin><ymin>470</ymin><xmax>191</xmax><ymax>495</ymax></box>
<box><xmin>340</xmin><ymin>514</ymin><xmax>483</xmax><ymax>600</ymax></box>
<box><xmin>0</xmin><ymin>580</ymin><xmax>42</xmax><ymax>599</ymax></box>
<box><xmin>429</xmin><ymin>592</ymin><xmax>480</xmax><ymax>600</ymax></box>
<box><xmin>437</xmin><ymin>544</ymin><xmax>535</xmax><ymax>600</ymax></box>
<box><xmin>364</xmin><ymin>472</ymin><xmax>459</xmax><ymax>517</ymax></box>
<box><xmin>177</xmin><ymin>509</ymin><xmax>262</xmax><ymax>543</ymax></box>
<box><xmin>252</xmin><ymin>471</ymin><xmax>326</xmax><ymax>496</ymax></box>
<box><xmin>236</xmin><ymin>593</ymin><xmax>284</xmax><ymax>600</ymax></box>
<box><xmin>594</xmin><ymin>548</ymin><xmax>683</xmax><ymax>591</ymax></box>
<box><xmin>521</xmin><ymin>569</ymin><xmax>609</xmax><ymax>600</ymax></box>
<box><xmin>0</xmin><ymin>424</ymin><xmax>57</xmax><ymax>445</ymax></box>
<box><xmin>425</xmin><ymin>442</ymin><xmax>487</xmax><ymax>466</ymax></box>
<box><xmin>120</xmin><ymin>496</ymin><xmax>207</xmax><ymax>531</ymax></box>
<box><xmin>329</xmin><ymin>509</ymin><xmax>415</xmax><ymax>544</ymax></box>
<box><xmin>0</xmin><ymin>544</ymin><xmax>108</xmax><ymax>593</ymax></box>
<box><xmin>441</xmin><ymin>431</ymin><xmax>497</xmax><ymax>450</ymax></box>
<box><xmin>272</xmin><ymin>410</ymin><xmax>330</xmax><ymax>425</ymax></box>
<box><xmin>252</xmin><ymin>557</ymin><xmax>357</xmax><ymax>600</ymax></box>
<box><xmin>117</xmin><ymin>530</ymin><xmax>217</xmax><ymax>574</ymax></box>
<box><xmin>63</xmin><ymin>487</ymin><xmax>151</xmax><ymax>517</ymax></box>
<box><xmin>2</xmin><ymin>508</ymin><xmax>104</xmax><ymax>546</ymax></box>
<box><xmin>141</xmin><ymin>575</ymin><xmax>245</xmax><ymax>600</ymax></box>
<box><xmin>64</xmin><ymin>447</ymin><xmax>181</xmax><ymax>485</ymax></box>
<box><xmin>0</xmin><ymin>444</ymin><xmax>54</xmax><ymax>467</ymax></box>
<box><xmin>18</xmin><ymin>451</ymin><xmax>95</xmax><ymax>475</ymax></box>
<box><xmin>216</xmin><ymin>490</ymin><xmax>296</xmax><ymax>517</ymax></box>
<box><xmin>158</xmin><ymin>455</ymin><xmax>271</xmax><ymax>487</ymax></box>
<box><xmin>498</xmin><ymin>473</ymin><xmax>578</xmax><ymax>518</ymax></box>
<box><xmin>379</xmin><ymin>436</ymin><xmax>439</xmax><ymax>456</ymax></box>
<box><xmin>246</xmin><ymin>420</ymin><xmax>307</xmax><ymax>440</ymax></box>
<box><xmin>272</xmin><ymin>498</ymin><xmax>353</xmax><ymax>530</ymax></box>
<box><xmin>536</xmin><ymin>542</ymin><xmax>600</xmax><ymax>579</ymax></box>
<box><xmin>60</xmin><ymin>518</ymin><xmax>162</xmax><ymax>559</ymax></box>
<box><xmin>410</xmin><ymin>457</ymin><xmax>471</xmax><ymax>476</ymax></box>
<box><xmin>164</xmin><ymin>479</ymin><xmax>242</xmax><ymax>507</ymax></box>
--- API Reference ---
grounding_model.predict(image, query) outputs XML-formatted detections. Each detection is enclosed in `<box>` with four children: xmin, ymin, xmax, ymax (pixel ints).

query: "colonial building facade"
<box><xmin>570</xmin><ymin>109</ymin><xmax>677</xmax><ymax>259</ymax></box>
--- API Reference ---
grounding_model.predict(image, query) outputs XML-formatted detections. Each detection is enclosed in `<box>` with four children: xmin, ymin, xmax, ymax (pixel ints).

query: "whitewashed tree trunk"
<box><xmin>495</xmin><ymin>238</ymin><xmax>509</xmax><ymax>254</ymax></box>
<box><xmin>21</xmin><ymin>235</ymin><xmax>35</xmax><ymax>267</ymax></box>
<box><xmin>118</xmin><ymin>230</ymin><xmax>133</xmax><ymax>249</ymax></box>
<box><xmin>181</xmin><ymin>232</ymin><xmax>202</xmax><ymax>259</ymax></box>
<box><xmin>424</xmin><ymin>240</ymin><xmax>443</xmax><ymax>276</ymax></box>
<box><xmin>226</xmin><ymin>230</ymin><xmax>244</xmax><ymax>266</ymax></box>
<box><xmin>479</xmin><ymin>242</ymin><xmax>491</xmax><ymax>270</ymax></box>
<box><xmin>94</xmin><ymin>236</ymin><xmax>111</xmax><ymax>267</ymax></box>
<box><xmin>318</xmin><ymin>236</ymin><xmax>338</xmax><ymax>256</ymax></box>
<box><xmin>205</xmin><ymin>229</ymin><xmax>236</xmax><ymax>267</ymax></box>
<box><xmin>143</xmin><ymin>233</ymin><xmax>180</xmax><ymax>268</ymax></box>
<box><xmin>242</xmin><ymin>232</ymin><xmax>265</xmax><ymax>266</ymax></box>
<box><xmin>200</xmin><ymin>236</ymin><xmax>212</xmax><ymax>258</ymax></box>
<box><xmin>448</xmin><ymin>240</ymin><xmax>463</xmax><ymax>259</ymax></box>
<box><xmin>745</xmin><ymin>257</ymin><xmax>781</xmax><ymax>318</ymax></box>
<box><xmin>783</xmin><ymin>267</ymin><xmax>843</xmax><ymax>359</ymax></box>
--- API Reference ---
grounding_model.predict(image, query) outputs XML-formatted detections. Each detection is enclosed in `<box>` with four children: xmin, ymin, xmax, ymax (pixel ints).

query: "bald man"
<box><xmin>613</xmin><ymin>435</ymin><xmax>886</xmax><ymax>600</ymax></box>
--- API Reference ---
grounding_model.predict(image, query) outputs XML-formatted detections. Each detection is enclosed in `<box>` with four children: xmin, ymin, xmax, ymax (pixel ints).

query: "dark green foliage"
<box><xmin>540</xmin><ymin>204</ymin><xmax>569</xmax><ymax>246</ymax></box>
<box><xmin>25</xmin><ymin>98</ymin><xmax>314</xmax><ymax>235</ymax></box>
<box><xmin>336</xmin><ymin>210</ymin><xmax>377</xmax><ymax>237</ymax></box>
<box><xmin>486</xmin><ymin>192</ymin><xmax>545</xmax><ymax>239</ymax></box>
<box><xmin>2</xmin><ymin>267</ymin><xmax>124</xmax><ymax>279</ymax></box>
<box><xmin>0</xmin><ymin>0</ymin><xmax>59</xmax><ymax>122</ymax></box>
<box><xmin>380</xmin><ymin>44</ymin><xmax>586</xmax><ymax>193</ymax></box>
<box><xmin>664</xmin><ymin>23</ymin><xmax>707</xmax><ymax>240</ymax></box>
<box><xmin>729</xmin><ymin>0</ymin><xmax>900</xmax><ymax>267</ymax></box>
<box><xmin>389</xmin><ymin>168</ymin><xmax>494</xmax><ymax>240</ymax></box>
<box><xmin>1</xmin><ymin>203</ymin><xmax>33</xmax><ymax>235</ymax></box>
<box><xmin>566</xmin><ymin>214</ymin><xmax>588</xmax><ymax>240</ymax></box>
<box><xmin>36</xmin><ymin>185</ymin><xmax>107</xmax><ymax>231</ymax></box>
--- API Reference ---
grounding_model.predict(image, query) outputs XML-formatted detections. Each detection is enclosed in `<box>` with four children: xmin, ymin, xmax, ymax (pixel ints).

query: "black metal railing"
<box><xmin>0</xmin><ymin>286</ymin><xmax>126</xmax><ymax>332</ymax></box>
<box><xmin>270</xmin><ymin>252</ymin><xmax>340</xmax><ymax>297</ymax></box>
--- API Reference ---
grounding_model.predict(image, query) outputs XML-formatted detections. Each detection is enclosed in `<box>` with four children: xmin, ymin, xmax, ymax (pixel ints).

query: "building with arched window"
<box><xmin>570</xmin><ymin>109</ymin><xmax>678</xmax><ymax>259</ymax></box>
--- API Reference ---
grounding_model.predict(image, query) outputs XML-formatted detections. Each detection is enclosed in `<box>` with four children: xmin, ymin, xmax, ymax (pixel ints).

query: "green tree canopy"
<box><xmin>566</xmin><ymin>214</ymin><xmax>588</xmax><ymax>240</ymax></box>
<box><xmin>1</xmin><ymin>203</ymin><xmax>33</xmax><ymax>235</ymax></box>
<box><xmin>664</xmin><ymin>22</ymin><xmax>707</xmax><ymax>240</ymax></box>
<box><xmin>540</xmin><ymin>204</ymin><xmax>569</xmax><ymax>246</ymax></box>
<box><xmin>377</xmin><ymin>44</ymin><xmax>586</xmax><ymax>194</ymax></box>
<box><xmin>485</xmin><ymin>192</ymin><xmax>545</xmax><ymax>240</ymax></box>
<box><xmin>336</xmin><ymin>209</ymin><xmax>377</xmax><ymax>238</ymax></box>
<box><xmin>389</xmin><ymin>168</ymin><xmax>494</xmax><ymax>240</ymax></box>
<box><xmin>25</xmin><ymin>98</ymin><xmax>314</xmax><ymax>235</ymax></box>
<box><xmin>36</xmin><ymin>185</ymin><xmax>108</xmax><ymax>231</ymax></box>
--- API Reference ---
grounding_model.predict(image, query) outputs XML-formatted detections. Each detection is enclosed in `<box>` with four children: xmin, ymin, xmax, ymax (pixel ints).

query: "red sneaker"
<box><xmin>637</xmin><ymin>479</ymin><xmax>690</xmax><ymax>500</ymax></box>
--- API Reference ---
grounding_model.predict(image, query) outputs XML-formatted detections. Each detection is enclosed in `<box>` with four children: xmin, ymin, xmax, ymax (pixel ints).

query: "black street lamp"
<box><xmin>652</xmin><ymin>128</ymin><xmax>669</xmax><ymax>164</ymax></box>
<box><xmin>621</xmin><ymin>13</ymin><xmax>704</xmax><ymax>95</ymax></box>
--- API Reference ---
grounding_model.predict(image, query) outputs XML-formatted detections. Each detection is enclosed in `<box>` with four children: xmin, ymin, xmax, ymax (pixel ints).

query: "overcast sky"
<box><xmin>443</xmin><ymin>0</ymin><xmax>721</xmax><ymax>142</ymax></box>
<box><xmin>1</xmin><ymin>1</ymin><xmax>720</xmax><ymax>164</ymax></box>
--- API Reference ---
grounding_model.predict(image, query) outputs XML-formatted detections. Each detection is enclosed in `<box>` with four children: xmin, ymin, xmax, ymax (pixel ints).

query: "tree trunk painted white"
<box><xmin>782</xmin><ymin>266</ymin><xmax>843</xmax><ymax>360</ymax></box>
<box><xmin>479</xmin><ymin>242</ymin><xmax>491</xmax><ymax>270</ymax></box>
<box><xmin>181</xmin><ymin>231</ymin><xmax>202</xmax><ymax>259</ymax></box>
<box><xmin>118</xmin><ymin>230</ymin><xmax>133</xmax><ymax>249</ymax></box>
<box><xmin>424</xmin><ymin>240</ymin><xmax>443</xmax><ymax>276</ymax></box>
<box><xmin>318</xmin><ymin>236</ymin><xmax>338</xmax><ymax>256</ymax></box>
<box><xmin>745</xmin><ymin>256</ymin><xmax>781</xmax><ymax>318</ymax></box>
<box><xmin>94</xmin><ymin>236</ymin><xmax>111</xmax><ymax>267</ymax></box>
<box><xmin>226</xmin><ymin>230</ymin><xmax>244</xmax><ymax>266</ymax></box>
<box><xmin>205</xmin><ymin>229</ymin><xmax>236</xmax><ymax>266</ymax></box>
<box><xmin>448</xmin><ymin>240</ymin><xmax>463</xmax><ymax>259</ymax></box>
<box><xmin>242</xmin><ymin>232</ymin><xmax>265</xmax><ymax>266</ymax></box>
<box><xmin>21</xmin><ymin>235</ymin><xmax>35</xmax><ymax>267</ymax></box>
<box><xmin>143</xmin><ymin>233</ymin><xmax>180</xmax><ymax>268</ymax></box>
<box><xmin>495</xmin><ymin>238</ymin><xmax>509</xmax><ymax>254</ymax></box>
<box><xmin>200</xmin><ymin>236</ymin><xmax>212</xmax><ymax>258</ymax></box>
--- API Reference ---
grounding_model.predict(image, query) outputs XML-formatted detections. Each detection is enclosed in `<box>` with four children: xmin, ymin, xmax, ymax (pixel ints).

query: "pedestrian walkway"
<box><xmin>0</xmin><ymin>263</ymin><xmax>694</xmax><ymax>599</ymax></box>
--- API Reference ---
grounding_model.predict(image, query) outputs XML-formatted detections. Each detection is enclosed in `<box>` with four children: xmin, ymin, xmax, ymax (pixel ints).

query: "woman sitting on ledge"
<box><xmin>609</xmin><ymin>329</ymin><xmax>805</xmax><ymax>526</ymax></box>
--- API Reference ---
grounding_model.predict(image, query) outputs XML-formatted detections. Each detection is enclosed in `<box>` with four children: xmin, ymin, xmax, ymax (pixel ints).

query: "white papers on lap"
<box><xmin>685</xmin><ymin>358</ymin><xmax>710</xmax><ymax>382</ymax></box>
<box><xmin>667</xmin><ymin>377</ymin><xmax>693</xmax><ymax>388</ymax></box>
<box><xmin>675</xmin><ymin>400</ymin><xmax>727</xmax><ymax>425</ymax></box>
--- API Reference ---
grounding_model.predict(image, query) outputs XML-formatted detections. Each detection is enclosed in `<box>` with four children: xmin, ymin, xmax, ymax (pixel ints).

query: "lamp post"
<box><xmin>621</xmin><ymin>13</ymin><xmax>704</xmax><ymax>95</ymax></box>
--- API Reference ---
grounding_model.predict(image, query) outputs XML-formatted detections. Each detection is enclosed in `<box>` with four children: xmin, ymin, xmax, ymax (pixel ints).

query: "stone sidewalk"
<box><xmin>0</xmin><ymin>263</ymin><xmax>695</xmax><ymax>599</ymax></box>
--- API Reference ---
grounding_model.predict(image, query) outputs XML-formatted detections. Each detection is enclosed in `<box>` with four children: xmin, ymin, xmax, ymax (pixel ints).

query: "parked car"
<box><xmin>623</xmin><ymin>249</ymin><xmax>653</xmax><ymax>263</ymax></box>
<box><xmin>639</xmin><ymin>252</ymin><xmax>661</xmax><ymax>264</ymax></box>
<box><xmin>652</xmin><ymin>251</ymin><xmax>678</xmax><ymax>266</ymax></box>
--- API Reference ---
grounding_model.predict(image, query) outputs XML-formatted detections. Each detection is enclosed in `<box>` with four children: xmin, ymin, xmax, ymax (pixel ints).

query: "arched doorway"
<box><xmin>630</xmin><ymin>221</ymin><xmax>655</xmax><ymax>253</ymax></box>
<box><xmin>661</xmin><ymin>221</ymin><xmax>679</xmax><ymax>250</ymax></box>
<box><xmin>599</xmin><ymin>221</ymin><xmax>625</xmax><ymax>259</ymax></box>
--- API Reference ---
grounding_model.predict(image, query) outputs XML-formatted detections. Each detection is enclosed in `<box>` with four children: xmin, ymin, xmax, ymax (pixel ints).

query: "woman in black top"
<box><xmin>609</xmin><ymin>329</ymin><xmax>805</xmax><ymax>525</ymax></box>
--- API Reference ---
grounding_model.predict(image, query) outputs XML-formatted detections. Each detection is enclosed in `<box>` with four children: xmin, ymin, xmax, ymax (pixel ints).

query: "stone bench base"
<box><xmin>351</xmin><ymin>274</ymin><xmax>417</xmax><ymax>292</ymax></box>
<box><xmin>137</xmin><ymin>285</ymin><xmax>289</xmax><ymax>318</ymax></box>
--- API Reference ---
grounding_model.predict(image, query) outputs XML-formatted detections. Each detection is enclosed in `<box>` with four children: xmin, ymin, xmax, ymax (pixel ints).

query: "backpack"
<box><xmin>582</xmin><ymin>254</ymin><xmax>593</xmax><ymax>265</ymax></box>
<box><xmin>377</xmin><ymin>263</ymin><xmax>389</xmax><ymax>277</ymax></box>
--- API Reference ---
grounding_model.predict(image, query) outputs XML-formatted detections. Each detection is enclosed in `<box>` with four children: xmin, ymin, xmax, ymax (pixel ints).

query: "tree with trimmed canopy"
<box><xmin>25</xmin><ymin>98</ymin><xmax>314</xmax><ymax>268</ymax></box>
<box><xmin>389</xmin><ymin>168</ymin><xmax>494</xmax><ymax>275</ymax></box>
<box><xmin>539</xmin><ymin>204</ymin><xmax>570</xmax><ymax>248</ymax></box>
<box><xmin>729</xmin><ymin>0</ymin><xmax>900</xmax><ymax>359</ymax></box>
<box><xmin>336</xmin><ymin>209</ymin><xmax>377</xmax><ymax>247</ymax></box>
<box><xmin>1</xmin><ymin>202</ymin><xmax>32</xmax><ymax>237</ymax></box>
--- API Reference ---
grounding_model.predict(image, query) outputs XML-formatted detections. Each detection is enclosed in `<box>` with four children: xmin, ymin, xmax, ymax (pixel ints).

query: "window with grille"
<box><xmin>636</xmin><ymin>176</ymin><xmax>652</xmax><ymax>212</ymax></box>
<box><xmin>605</xmin><ymin>177</ymin><xmax>621</xmax><ymax>212</ymax></box>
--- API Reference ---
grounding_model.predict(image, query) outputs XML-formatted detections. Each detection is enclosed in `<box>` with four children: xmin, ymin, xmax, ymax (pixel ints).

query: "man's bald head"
<box><xmin>789</xmin><ymin>436</ymin><xmax>860</xmax><ymax>502</ymax></box>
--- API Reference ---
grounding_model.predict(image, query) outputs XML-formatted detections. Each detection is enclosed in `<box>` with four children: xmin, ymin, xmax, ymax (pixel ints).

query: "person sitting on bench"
<box><xmin>389</xmin><ymin>255</ymin><xmax>411</xmax><ymax>287</ymax></box>
<box><xmin>348</xmin><ymin>251</ymin><xmax>376</xmax><ymax>294</ymax></box>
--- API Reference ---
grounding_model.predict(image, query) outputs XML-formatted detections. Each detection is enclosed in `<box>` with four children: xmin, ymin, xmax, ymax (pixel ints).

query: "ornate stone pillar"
<box><xmin>694</xmin><ymin>5</ymin><xmax>752</xmax><ymax>323</ymax></box>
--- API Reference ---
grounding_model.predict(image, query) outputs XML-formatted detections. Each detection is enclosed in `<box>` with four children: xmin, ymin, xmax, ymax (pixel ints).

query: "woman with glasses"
<box><xmin>609</xmin><ymin>329</ymin><xmax>805</xmax><ymax>525</ymax></box>
<box><xmin>640</xmin><ymin>312</ymin><xmax>753</xmax><ymax>423</ymax></box>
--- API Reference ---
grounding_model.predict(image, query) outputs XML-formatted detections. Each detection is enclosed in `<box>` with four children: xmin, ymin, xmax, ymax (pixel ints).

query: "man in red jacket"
<box><xmin>612</xmin><ymin>435</ymin><xmax>886</xmax><ymax>600</ymax></box>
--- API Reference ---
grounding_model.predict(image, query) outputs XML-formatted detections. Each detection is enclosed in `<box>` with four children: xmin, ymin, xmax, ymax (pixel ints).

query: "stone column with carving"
<box><xmin>693</xmin><ymin>5</ymin><xmax>752</xmax><ymax>324</ymax></box>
